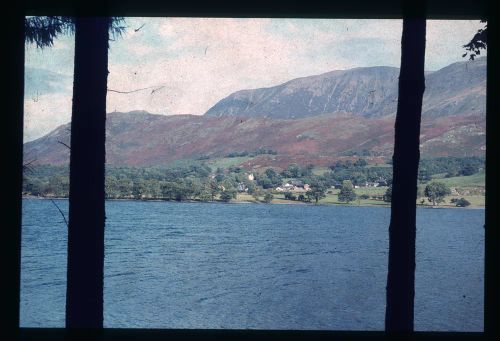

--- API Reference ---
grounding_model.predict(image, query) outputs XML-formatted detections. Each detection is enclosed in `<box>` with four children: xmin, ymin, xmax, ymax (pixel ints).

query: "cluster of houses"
<box><xmin>232</xmin><ymin>172</ymin><xmax>389</xmax><ymax>193</ymax></box>
<box><xmin>275</xmin><ymin>180</ymin><xmax>309</xmax><ymax>192</ymax></box>
<box><xmin>274</xmin><ymin>179</ymin><xmax>389</xmax><ymax>192</ymax></box>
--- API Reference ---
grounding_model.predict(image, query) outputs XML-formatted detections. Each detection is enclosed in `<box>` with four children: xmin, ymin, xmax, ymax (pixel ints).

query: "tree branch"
<box><xmin>50</xmin><ymin>199</ymin><xmax>68</xmax><ymax>227</ymax></box>
<box><xmin>57</xmin><ymin>141</ymin><xmax>71</xmax><ymax>150</ymax></box>
<box><xmin>107</xmin><ymin>85</ymin><xmax>165</xmax><ymax>94</ymax></box>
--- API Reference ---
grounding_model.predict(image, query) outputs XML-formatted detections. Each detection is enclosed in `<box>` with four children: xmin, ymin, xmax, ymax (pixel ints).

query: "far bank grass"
<box><xmin>238</xmin><ymin>186</ymin><xmax>485</xmax><ymax>207</ymax></box>
<box><xmin>432</xmin><ymin>171</ymin><xmax>485</xmax><ymax>187</ymax></box>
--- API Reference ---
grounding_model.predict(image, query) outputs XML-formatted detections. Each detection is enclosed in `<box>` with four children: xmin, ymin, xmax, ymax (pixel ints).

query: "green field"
<box><xmin>365</xmin><ymin>163</ymin><xmax>392</xmax><ymax>168</ymax></box>
<box><xmin>235</xmin><ymin>182</ymin><xmax>484</xmax><ymax>207</ymax></box>
<box><xmin>207</xmin><ymin>156</ymin><xmax>254</xmax><ymax>169</ymax></box>
<box><xmin>312</xmin><ymin>167</ymin><xmax>330</xmax><ymax>176</ymax></box>
<box><xmin>417</xmin><ymin>194</ymin><xmax>485</xmax><ymax>207</ymax></box>
<box><xmin>433</xmin><ymin>171</ymin><xmax>485</xmax><ymax>187</ymax></box>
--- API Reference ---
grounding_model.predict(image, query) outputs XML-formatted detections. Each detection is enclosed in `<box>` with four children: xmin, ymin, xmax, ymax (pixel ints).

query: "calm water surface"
<box><xmin>20</xmin><ymin>199</ymin><xmax>484</xmax><ymax>331</ymax></box>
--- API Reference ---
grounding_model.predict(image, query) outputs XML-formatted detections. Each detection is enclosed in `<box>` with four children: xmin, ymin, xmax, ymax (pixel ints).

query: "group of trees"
<box><xmin>280</xmin><ymin>163</ymin><xmax>314</xmax><ymax>178</ymax></box>
<box><xmin>255</xmin><ymin>168</ymin><xmax>283</xmax><ymax>189</ymax></box>
<box><xmin>326</xmin><ymin>156</ymin><xmax>484</xmax><ymax>187</ymax></box>
<box><xmin>337</xmin><ymin>180</ymin><xmax>357</xmax><ymax>203</ymax></box>
<box><xmin>327</xmin><ymin>159</ymin><xmax>391</xmax><ymax>186</ymax></box>
<box><xmin>226</xmin><ymin>148</ymin><xmax>278</xmax><ymax>158</ymax></box>
<box><xmin>23</xmin><ymin>160</ymin><xmax>478</xmax><ymax>206</ymax></box>
<box><xmin>417</xmin><ymin>156</ymin><xmax>484</xmax><ymax>182</ymax></box>
<box><xmin>385</xmin><ymin>181</ymin><xmax>470</xmax><ymax>207</ymax></box>
<box><xmin>281</xmin><ymin>179</ymin><xmax>357</xmax><ymax>204</ymax></box>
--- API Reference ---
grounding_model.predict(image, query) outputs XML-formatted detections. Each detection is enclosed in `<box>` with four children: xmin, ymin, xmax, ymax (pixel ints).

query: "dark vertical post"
<box><xmin>484</xmin><ymin>15</ymin><xmax>498</xmax><ymax>337</ymax></box>
<box><xmin>66</xmin><ymin>17</ymin><xmax>109</xmax><ymax>328</ymax></box>
<box><xmin>3</xmin><ymin>12</ymin><xmax>25</xmax><ymax>336</ymax></box>
<box><xmin>385</xmin><ymin>19</ymin><xmax>426</xmax><ymax>332</ymax></box>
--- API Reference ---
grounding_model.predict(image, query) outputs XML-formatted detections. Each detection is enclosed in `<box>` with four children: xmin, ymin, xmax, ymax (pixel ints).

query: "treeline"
<box><xmin>417</xmin><ymin>156</ymin><xmax>484</xmax><ymax>181</ymax></box>
<box><xmin>226</xmin><ymin>147</ymin><xmax>278</xmax><ymax>158</ymax></box>
<box><xmin>22</xmin><ymin>163</ymin><xmax>250</xmax><ymax>201</ymax></box>
<box><xmin>339</xmin><ymin>149</ymin><xmax>384</xmax><ymax>157</ymax></box>
<box><xmin>22</xmin><ymin>156</ymin><xmax>484</xmax><ymax>200</ymax></box>
<box><xmin>326</xmin><ymin>160</ymin><xmax>391</xmax><ymax>186</ymax></box>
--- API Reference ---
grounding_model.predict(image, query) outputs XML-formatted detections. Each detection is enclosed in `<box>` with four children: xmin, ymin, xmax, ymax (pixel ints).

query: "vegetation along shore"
<box><xmin>23</xmin><ymin>155</ymin><xmax>485</xmax><ymax>208</ymax></box>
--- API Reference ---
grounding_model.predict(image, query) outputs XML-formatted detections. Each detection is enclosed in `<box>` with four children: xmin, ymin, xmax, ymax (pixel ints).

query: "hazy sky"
<box><xmin>24</xmin><ymin>18</ymin><xmax>486</xmax><ymax>142</ymax></box>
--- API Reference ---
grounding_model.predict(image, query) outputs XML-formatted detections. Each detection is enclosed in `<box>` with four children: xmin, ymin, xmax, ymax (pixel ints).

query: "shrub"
<box><xmin>263</xmin><ymin>193</ymin><xmax>274</xmax><ymax>203</ymax></box>
<box><xmin>455</xmin><ymin>197</ymin><xmax>471</xmax><ymax>207</ymax></box>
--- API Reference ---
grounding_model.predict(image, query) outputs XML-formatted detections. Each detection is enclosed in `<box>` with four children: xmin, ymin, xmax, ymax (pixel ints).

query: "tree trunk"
<box><xmin>3</xmin><ymin>12</ymin><xmax>24</xmax><ymax>335</ymax></box>
<box><xmin>66</xmin><ymin>17</ymin><xmax>110</xmax><ymax>328</ymax></box>
<box><xmin>385</xmin><ymin>19</ymin><xmax>426</xmax><ymax>332</ymax></box>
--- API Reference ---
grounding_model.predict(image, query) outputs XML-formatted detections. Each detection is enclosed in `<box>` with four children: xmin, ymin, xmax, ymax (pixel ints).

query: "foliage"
<box><xmin>383</xmin><ymin>186</ymin><xmax>392</xmax><ymax>203</ymax></box>
<box><xmin>220</xmin><ymin>189</ymin><xmax>237</xmax><ymax>202</ymax></box>
<box><xmin>451</xmin><ymin>197</ymin><xmax>471</xmax><ymax>207</ymax></box>
<box><xmin>263</xmin><ymin>193</ymin><xmax>274</xmax><ymax>203</ymax></box>
<box><xmin>419</xmin><ymin>156</ymin><xmax>484</xmax><ymax>179</ymax></box>
<box><xmin>459</xmin><ymin>164</ymin><xmax>479</xmax><ymax>176</ymax></box>
<box><xmin>463</xmin><ymin>20</ymin><xmax>487</xmax><ymax>61</ymax></box>
<box><xmin>306</xmin><ymin>181</ymin><xmax>328</xmax><ymax>204</ymax></box>
<box><xmin>22</xmin><ymin>156</ymin><xmax>483</xmax><ymax>205</ymax></box>
<box><xmin>255</xmin><ymin>168</ymin><xmax>282</xmax><ymax>189</ymax></box>
<box><xmin>281</xmin><ymin>163</ymin><xmax>312</xmax><ymax>178</ymax></box>
<box><xmin>325</xmin><ymin>163</ymin><xmax>392</xmax><ymax>187</ymax></box>
<box><xmin>25</xmin><ymin>16</ymin><xmax>126</xmax><ymax>49</ymax></box>
<box><xmin>226</xmin><ymin>148</ymin><xmax>277</xmax><ymax>158</ymax></box>
<box><xmin>418</xmin><ymin>168</ymin><xmax>432</xmax><ymax>182</ymax></box>
<box><xmin>251</xmin><ymin>191</ymin><xmax>262</xmax><ymax>202</ymax></box>
<box><xmin>338</xmin><ymin>180</ymin><xmax>357</xmax><ymax>203</ymax></box>
<box><xmin>339</xmin><ymin>149</ymin><xmax>383</xmax><ymax>157</ymax></box>
<box><xmin>424</xmin><ymin>182</ymin><xmax>451</xmax><ymax>206</ymax></box>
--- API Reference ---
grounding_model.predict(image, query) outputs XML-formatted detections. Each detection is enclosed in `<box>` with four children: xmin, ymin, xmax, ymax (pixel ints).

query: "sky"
<box><xmin>24</xmin><ymin>18</ymin><xmax>486</xmax><ymax>142</ymax></box>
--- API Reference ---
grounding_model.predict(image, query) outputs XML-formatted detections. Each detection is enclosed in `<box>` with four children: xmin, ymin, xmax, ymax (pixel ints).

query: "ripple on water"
<box><xmin>20</xmin><ymin>200</ymin><xmax>484</xmax><ymax>331</ymax></box>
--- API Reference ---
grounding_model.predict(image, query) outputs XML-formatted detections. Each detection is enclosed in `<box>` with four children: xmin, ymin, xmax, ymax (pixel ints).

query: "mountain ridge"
<box><xmin>204</xmin><ymin>57</ymin><xmax>486</xmax><ymax>120</ymax></box>
<box><xmin>24</xmin><ymin>58</ymin><xmax>486</xmax><ymax>169</ymax></box>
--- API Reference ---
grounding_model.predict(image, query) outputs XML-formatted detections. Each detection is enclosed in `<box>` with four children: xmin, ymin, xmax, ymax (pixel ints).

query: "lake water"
<box><xmin>20</xmin><ymin>199</ymin><xmax>484</xmax><ymax>331</ymax></box>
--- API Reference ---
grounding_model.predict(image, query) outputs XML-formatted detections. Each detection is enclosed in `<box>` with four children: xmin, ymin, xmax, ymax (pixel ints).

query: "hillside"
<box><xmin>23</xmin><ymin>111</ymin><xmax>485</xmax><ymax>169</ymax></box>
<box><xmin>24</xmin><ymin>58</ymin><xmax>486</xmax><ymax>169</ymax></box>
<box><xmin>204</xmin><ymin>57</ymin><xmax>486</xmax><ymax>119</ymax></box>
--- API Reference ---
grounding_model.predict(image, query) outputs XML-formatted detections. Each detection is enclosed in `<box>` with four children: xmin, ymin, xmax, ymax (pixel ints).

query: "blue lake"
<box><xmin>20</xmin><ymin>199</ymin><xmax>484</xmax><ymax>331</ymax></box>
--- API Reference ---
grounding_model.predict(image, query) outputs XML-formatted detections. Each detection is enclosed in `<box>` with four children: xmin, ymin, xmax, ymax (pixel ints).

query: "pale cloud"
<box><xmin>25</xmin><ymin>33</ymin><xmax>75</xmax><ymax>76</ymax></box>
<box><xmin>24</xmin><ymin>93</ymin><xmax>72</xmax><ymax>142</ymax></box>
<box><xmin>425</xmin><ymin>20</ymin><xmax>486</xmax><ymax>70</ymax></box>
<box><xmin>106</xmin><ymin>18</ymin><xmax>367</xmax><ymax>116</ymax></box>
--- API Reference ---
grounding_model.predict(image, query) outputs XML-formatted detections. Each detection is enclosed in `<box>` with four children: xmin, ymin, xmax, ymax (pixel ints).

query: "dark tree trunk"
<box><xmin>3</xmin><ymin>12</ymin><xmax>24</xmax><ymax>335</ymax></box>
<box><xmin>385</xmin><ymin>19</ymin><xmax>426</xmax><ymax>332</ymax></box>
<box><xmin>66</xmin><ymin>17</ymin><xmax>110</xmax><ymax>328</ymax></box>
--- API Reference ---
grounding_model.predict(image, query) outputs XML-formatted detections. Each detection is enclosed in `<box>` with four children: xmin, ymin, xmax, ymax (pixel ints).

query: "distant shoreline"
<box><xmin>22</xmin><ymin>196</ymin><xmax>484</xmax><ymax>209</ymax></box>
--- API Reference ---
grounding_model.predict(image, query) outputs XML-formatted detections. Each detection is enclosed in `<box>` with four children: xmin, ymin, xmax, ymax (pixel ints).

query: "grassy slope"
<box><xmin>235</xmin><ymin>182</ymin><xmax>485</xmax><ymax>207</ymax></box>
<box><xmin>207</xmin><ymin>156</ymin><xmax>254</xmax><ymax>169</ymax></box>
<box><xmin>433</xmin><ymin>171</ymin><xmax>485</xmax><ymax>187</ymax></box>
